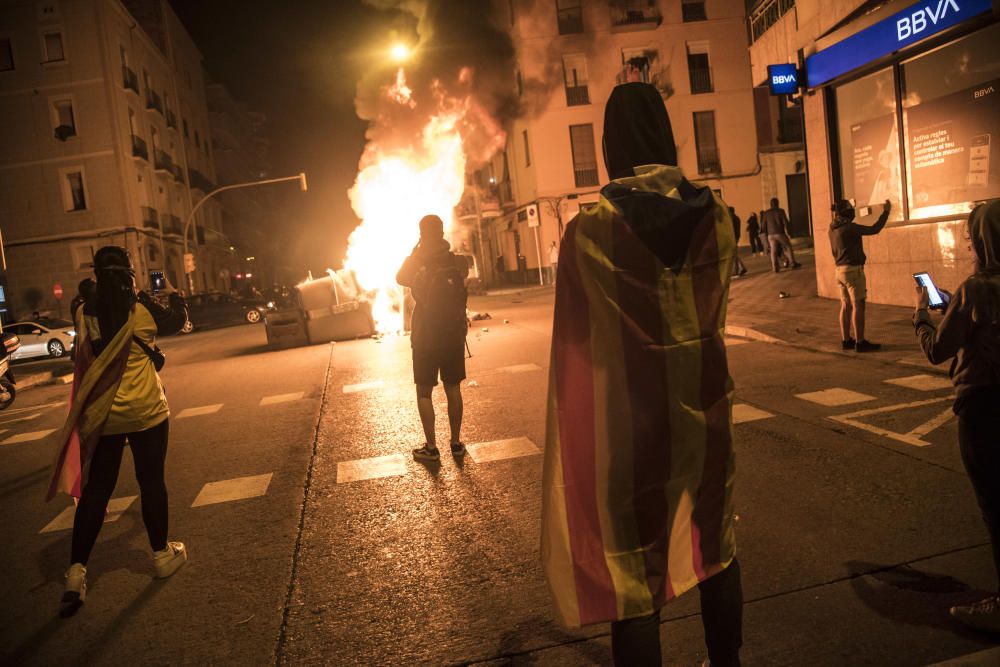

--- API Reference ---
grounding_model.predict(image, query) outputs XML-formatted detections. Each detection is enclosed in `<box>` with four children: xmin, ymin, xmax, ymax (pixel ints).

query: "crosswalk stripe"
<box><xmin>40</xmin><ymin>495</ymin><xmax>137</xmax><ymax>534</ymax></box>
<box><xmin>795</xmin><ymin>388</ymin><xmax>876</xmax><ymax>407</ymax></box>
<box><xmin>191</xmin><ymin>473</ymin><xmax>273</xmax><ymax>507</ymax></box>
<box><xmin>176</xmin><ymin>404</ymin><xmax>223</xmax><ymax>419</ymax></box>
<box><xmin>259</xmin><ymin>392</ymin><xmax>304</xmax><ymax>406</ymax></box>
<box><xmin>1</xmin><ymin>429</ymin><xmax>56</xmax><ymax>445</ymax></box>
<box><xmin>733</xmin><ymin>404</ymin><xmax>774</xmax><ymax>424</ymax></box>
<box><xmin>884</xmin><ymin>374</ymin><xmax>952</xmax><ymax>392</ymax></box>
<box><xmin>337</xmin><ymin>454</ymin><xmax>407</xmax><ymax>483</ymax></box>
<box><xmin>498</xmin><ymin>363</ymin><xmax>542</xmax><ymax>373</ymax></box>
<box><xmin>467</xmin><ymin>437</ymin><xmax>540</xmax><ymax>464</ymax></box>
<box><xmin>342</xmin><ymin>381</ymin><xmax>384</xmax><ymax>394</ymax></box>
<box><xmin>0</xmin><ymin>413</ymin><xmax>41</xmax><ymax>425</ymax></box>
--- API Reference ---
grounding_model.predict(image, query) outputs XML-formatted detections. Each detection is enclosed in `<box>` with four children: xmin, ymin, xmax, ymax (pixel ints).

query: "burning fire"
<box><xmin>343</xmin><ymin>67</ymin><xmax>504</xmax><ymax>333</ymax></box>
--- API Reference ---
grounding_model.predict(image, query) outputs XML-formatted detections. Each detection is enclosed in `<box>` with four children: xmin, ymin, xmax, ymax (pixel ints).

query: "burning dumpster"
<box><xmin>296</xmin><ymin>271</ymin><xmax>376</xmax><ymax>344</ymax></box>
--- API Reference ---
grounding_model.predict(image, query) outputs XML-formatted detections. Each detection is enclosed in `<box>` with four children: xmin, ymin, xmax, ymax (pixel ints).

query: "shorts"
<box><xmin>836</xmin><ymin>265</ymin><xmax>867</xmax><ymax>303</ymax></box>
<box><xmin>412</xmin><ymin>343</ymin><xmax>466</xmax><ymax>387</ymax></box>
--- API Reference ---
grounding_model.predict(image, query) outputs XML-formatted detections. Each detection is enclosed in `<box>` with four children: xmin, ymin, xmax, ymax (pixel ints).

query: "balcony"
<box><xmin>162</xmin><ymin>214</ymin><xmax>183</xmax><ymax>236</ymax></box>
<box><xmin>122</xmin><ymin>66</ymin><xmax>139</xmax><ymax>93</ymax></box>
<box><xmin>557</xmin><ymin>6</ymin><xmax>583</xmax><ymax>34</ymax></box>
<box><xmin>749</xmin><ymin>0</ymin><xmax>795</xmax><ymax>43</ymax></box>
<box><xmin>689</xmin><ymin>68</ymin><xmax>713</xmax><ymax>94</ymax></box>
<box><xmin>565</xmin><ymin>85</ymin><xmax>590</xmax><ymax>106</ymax></box>
<box><xmin>154</xmin><ymin>148</ymin><xmax>174</xmax><ymax>173</ymax></box>
<box><xmin>697</xmin><ymin>147</ymin><xmax>721</xmax><ymax>175</ymax></box>
<box><xmin>188</xmin><ymin>168</ymin><xmax>216</xmax><ymax>193</ymax></box>
<box><xmin>573</xmin><ymin>168</ymin><xmax>599</xmax><ymax>187</ymax></box>
<box><xmin>166</xmin><ymin>108</ymin><xmax>177</xmax><ymax>129</ymax></box>
<box><xmin>610</xmin><ymin>1</ymin><xmax>661</xmax><ymax>31</ymax></box>
<box><xmin>141</xmin><ymin>206</ymin><xmax>159</xmax><ymax>230</ymax></box>
<box><xmin>682</xmin><ymin>0</ymin><xmax>707</xmax><ymax>21</ymax></box>
<box><xmin>131</xmin><ymin>135</ymin><xmax>148</xmax><ymax>160</ymax></box>
<box><xmin>170</xmin><ymin>163</ymin><xmax>185</xmax><ymax>184</ymax></box>
<box><xmin>145</xmin><ymin>89</ymin><xmax>163</xmax><ymax>114</ymax></box>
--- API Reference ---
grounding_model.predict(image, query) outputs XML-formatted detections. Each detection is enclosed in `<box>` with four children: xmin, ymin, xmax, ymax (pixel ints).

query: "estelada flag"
<box><xmin>542</xmin><ymin>165</ymin><xmax>738</xmax><ymax>627</ymax></box>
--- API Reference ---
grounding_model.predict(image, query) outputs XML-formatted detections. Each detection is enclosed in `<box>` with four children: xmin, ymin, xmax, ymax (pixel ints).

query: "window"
<box><xmin>1</xmin><ymin>37</ymin><xmax>13</xmax><ymax>71</ymax></box>
<box><xmin>41</xmin><ymin>30</ymin><xmax>64</xmax><ymax>63</ymax></box>
<box><xmin>182</xmin><ymin>118</ymin><xmax>189</xmax><ymax>138</ymax></box>
<box><xmin>682</xmin><ymin>0</ymin><xmax>707</xmax><ymax>22</ymax></box>
<box><xmin>51</xmin><ymin>97</ymin><xmax>75</xmax><ymax>140</ymax></box>
<box><xmin>620</xmin><ymin>46</ymin><xmax>660</xmax><ymax>86</ymax></box>
<box><xmin>194</xmin><ymin>129</ymin><xmax>200</xmax><ymax>147</ymax></box>
<box><xmin>523</xmin><ymin>129</ymin><xmax>531</xmax><ymax>167</ymax></box>
<box><xmin>150</xmin><ymin>125</ymin><xmax>159</xmax><ymax>151</ymax></box>
<box><xmin>143</xmin><ymin>68</ymin><xmax>150</xmax><ymax>93</ymax></box>
<box><xmin>38</xmin><ymin>2</ymin><xmax>60</xmax><ymax>19</ymax></box>
<box><xmin>687</xmin><ymin>43</ymin><xmax>713</xmax><ymax>94</ymax></box>
<box><xmin>610</xmin><ymin>0</ymin><xmax>660</xmax><ymax>27</ymax></box>
<box><xmin>562</xmin><ymin>54</ymin><xmax>590</xmax><ymax>106</ymax></box>
<box><xmin>569</xmin><ymin>123</ymin><xmax>599</xmax><ymax>187</ymax></box>
<box><xmin>556</xmin><ymin>0</ymin><xmax>583</xmax><ymax>35</ymax></box>
<box><xmin>61</xmin><ymin>169</ymin><xmax>87</xmax><ymax>211</ymax></box>
<box><xmin>693</xmin><ymin>111</ymin><xmax>720</xmax><ymax>174</ymax></box>
<box><xmin>119</xmin><ymin>45</ymin><xmax>127</xmax><ymax>68</ymax></box>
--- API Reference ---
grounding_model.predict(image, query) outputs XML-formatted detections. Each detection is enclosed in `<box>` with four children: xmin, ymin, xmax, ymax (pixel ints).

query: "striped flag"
<box><xmin>542</xmin><ymin>165</ymin><xmax>737</xmax><ymax>627</ymax></box>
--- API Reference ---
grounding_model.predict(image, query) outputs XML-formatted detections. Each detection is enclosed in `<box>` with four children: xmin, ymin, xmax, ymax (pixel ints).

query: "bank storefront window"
<box><xmin>835</xmin><ymin>67</ymin><xmax>904</xmax><ymax>222</ymax></box>
<box><xmin>901</xmin><ymin>22</ymin><xmax>1000</xmax><ymax>220</ymax></box>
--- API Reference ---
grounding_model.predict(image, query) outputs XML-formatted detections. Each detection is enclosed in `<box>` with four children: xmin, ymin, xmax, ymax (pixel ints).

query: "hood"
<box><xmin>603</xmin><ymin>83</ymin><xmax>677</xmax><ymax>181</ymax></box>
<box><xmin>969</xmin><ymin>200</ymin><xmax>1000</xmax><ymax>274</ymax></box>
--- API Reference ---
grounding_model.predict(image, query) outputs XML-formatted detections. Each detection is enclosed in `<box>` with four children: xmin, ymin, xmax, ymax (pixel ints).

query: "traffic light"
<box><xmin>184</xmin><ymin>252</ymin><xmax>195</xmax><ymax>273</ymax></box>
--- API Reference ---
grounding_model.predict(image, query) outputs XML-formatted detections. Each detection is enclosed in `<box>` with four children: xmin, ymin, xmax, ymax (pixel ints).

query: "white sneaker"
<box><xmin>950</xmin><ymin>596</ymin><xmax>1000</xmax><ymax>633</ymax></box>
<box><xmin>153</xmin><ymin>541</ymin><xmax>187</xmax><ymax>578</ymax></box>
<box><xmin>62</xmin><ymin>562</ymin><xmax>86</xmax><ymax>606</ymax></box>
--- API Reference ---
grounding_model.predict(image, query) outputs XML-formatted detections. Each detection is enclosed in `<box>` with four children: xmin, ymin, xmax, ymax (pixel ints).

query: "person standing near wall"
<box><xmin>746</xmin><ymin>213</ymin><xmax>763</xmax><ymax>256</ymax></box>
<box><xmin>761</xmin><ymin>197</ymin><xmax>800</xmax><ymax>273</ymax></box>
<box><xmin>547</xmin><ymin>241</ymin><xmax>559</xmax><ymax>285</ymax></box>
<box><xmin>731</xmin><ymin>207</ymin><xmax>747</xmax><ymax>277</ymax></box>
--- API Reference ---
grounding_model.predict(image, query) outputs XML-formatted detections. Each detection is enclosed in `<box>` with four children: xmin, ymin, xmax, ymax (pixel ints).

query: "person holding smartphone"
<box><xmin>829</xmin><ymin>198</ymin><xmax>891</xmax><ymax>352</ymax></box>
<box><xmin>914</xmin><ymin>201</ymin><xmax>1000</xmax><ymax>633</ymax></box>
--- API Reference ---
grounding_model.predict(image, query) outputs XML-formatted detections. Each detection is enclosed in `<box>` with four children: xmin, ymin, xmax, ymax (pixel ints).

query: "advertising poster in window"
<box><xmin>850</xmin><ymin>113</ymin><xmax>901</xmax><ymax>208</ymax></box>
<box><xmin>906</xmin><ymin>78</ymin><xmax>1000</xmax><ymax>217</ymax></box>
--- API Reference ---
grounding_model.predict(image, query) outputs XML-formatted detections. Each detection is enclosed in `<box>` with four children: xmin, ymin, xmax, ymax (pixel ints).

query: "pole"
<box><xmin>183</xmin><ymin>172</ymin><xmax>306</xmax><ymax>294</ymax></box>
<box><xmin>532</xmin><ymin>225</ymin><xmax>544</xmax><ymax>286</ymax></box>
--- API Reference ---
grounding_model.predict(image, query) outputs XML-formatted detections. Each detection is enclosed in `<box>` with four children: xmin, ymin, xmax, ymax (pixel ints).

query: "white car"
<box><xmin>5</xmin><ymin>318</ymin><xmax>76</xmax><ymax>360</ymax></box>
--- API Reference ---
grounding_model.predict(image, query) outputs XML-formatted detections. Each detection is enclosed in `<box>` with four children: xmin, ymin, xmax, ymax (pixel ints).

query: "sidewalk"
<box><xmin>726</xmin><ymin>249</ymin><xmax>942</xmax><ymax>374</ymax></box>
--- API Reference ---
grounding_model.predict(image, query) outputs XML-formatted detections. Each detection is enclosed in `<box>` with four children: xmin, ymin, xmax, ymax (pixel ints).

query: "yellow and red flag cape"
<box><xmin>542</xmin><ymin>164</ymin><xmax>737</xmax><ymax>627</ymax></box>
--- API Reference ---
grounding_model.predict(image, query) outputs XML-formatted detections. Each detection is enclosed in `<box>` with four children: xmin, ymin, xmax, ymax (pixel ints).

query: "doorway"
<box><xmin>785</xmin><ymin>173</ymin><xmax>810</xmax><ymax>238</ymax></box>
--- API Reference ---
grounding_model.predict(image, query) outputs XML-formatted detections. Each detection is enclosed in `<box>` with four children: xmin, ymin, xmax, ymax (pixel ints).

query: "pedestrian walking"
<box><xmin>547</xmin><ymin>241</ymin><xmax>559</xmax><ymax>285</ymax></box>
<box><xmin>746</xmin><ymin>213</ymin><xmax>763</xmax><ymax>255</ymax></box>
<box><xmin>758</xmin><ymin>210</ymin><xmax>769</xmax><ymax>257</ymax></box>
<box><xmin>913</xmin><ymin>201</ymin><xmax>1000</xmax><ymax>634</ymax></box>
<box><xmin>542</xmin><ymin>82</ymin><xmax>743</xmax><ymax>667</ymax></box>
<box><xmin>396</xmin><ymin>215</ymin><xmax>470</xmax><ymax>462</ymax></box>
<box><xmin>731</xmin><ymin>207</ymin><xmax>747</xmax><ymax>277</ymax></box>
<box><xmin>47</xmin><ymin>246</ymin><xmax>189</xmax><ymax>615</ymax></box>
<box><xmin>829</xmin><ymin>198</ymin><xmax>891</xmax><ymax>352</ymax></box>
<box><xmin>761</xmin><ymin>197</ymin><xmax>800</xmax><ymax>272</ymax></box>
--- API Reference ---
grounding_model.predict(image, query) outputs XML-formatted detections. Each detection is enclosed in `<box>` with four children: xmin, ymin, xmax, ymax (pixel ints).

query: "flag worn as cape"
<box><xmin>541</xmin><ymin>164</ymin><xmax>737</xmax><ymax>628</ymax></box>
<box><xmin>46</xmin><ymin>306</ymin><xmax>135</xmax><ymax>500</ymax></box>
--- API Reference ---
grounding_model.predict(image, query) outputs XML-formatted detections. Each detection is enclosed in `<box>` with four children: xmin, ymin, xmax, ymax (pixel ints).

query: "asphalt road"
<box><xmin>0</xmin><ymin>292</ymin><xmax>996</xmax><ymax>666</ymax></box>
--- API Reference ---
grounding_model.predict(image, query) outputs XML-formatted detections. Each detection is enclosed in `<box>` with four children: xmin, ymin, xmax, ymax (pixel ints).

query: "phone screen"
<box><xmin>913</xmin><ymin>272</ymin><xmax>944</xmax><ymax>308</ymax></box>
<box><xmin>149</xmin><ymin>270</ymin><xmax>166</xmax><ymax>293</ymax></box>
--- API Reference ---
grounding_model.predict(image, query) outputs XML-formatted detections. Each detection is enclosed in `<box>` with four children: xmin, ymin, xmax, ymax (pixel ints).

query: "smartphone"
<box><xmin>149</xmin><ymin>270</ymin><xmax>166</xmax><ymax>293</ymax></box>
<box><xmin>913</xmin><ymin>272</ymin><xmax>945</xmax><ymax>310</ymax></box>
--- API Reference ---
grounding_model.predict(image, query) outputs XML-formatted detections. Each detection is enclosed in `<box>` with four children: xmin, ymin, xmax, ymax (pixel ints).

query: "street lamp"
<box><xmin>390</xmin><ymin>43</ymin><xmax>411</xmax><ymax>63</ymax></box>
<box><xmin>182</xmin><ymin>172</ymin><xmax>307</xmax><ymax>294</ymax></box>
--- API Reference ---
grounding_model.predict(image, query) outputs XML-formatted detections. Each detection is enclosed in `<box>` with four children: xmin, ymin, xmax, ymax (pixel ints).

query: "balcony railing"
<box><xmin>610</xmin><ymin>2</ymin><xmax>661</xmax><ymax>30</ymax></box>
<box><xmin>557</xmin><ymin>6</ymin><xmax>584</xmax><ymax>34</ymax></box>
<box><xmin>573</xmin><ymin>167</ymin><xmax>599</xmax><ymax>187</ymax></box>
<box><xmin>141</xmin><ymin>206</ymin><xmax>159</xmax><ymax>230</ymax></box>
<box><xmin>162</xmin><ymin>214</ymin><xmax>183</xmax><ymax>236</ymax></box>
<box><xmin>154</xmin><ymin>148</ymin><xmax>173</xmax><ymax>172</ymax></box>
<box><xmin>682</xmin><ymin>0</ymin><xmax>707</xmax><ymax>21</ymax></box>
<box><xmin>145</xmin><ymin>89</ymin><xmax>163</xmax><ymax>114</ymax></box>
<box><xmin>170</xmin><ymin>163</ymin><xmax>185</xmax><ymax>183</ymax></box>
<box><xmin>749</xmin><ymin>0</ymin><xmax>795</xmax><ymax>43</ymax></box>
<box><xmin>565</xmin><ymin>85</ymin><xmax>590</xmax><ymax>106</ymax></box>
<box><xmin>166</xmin><ymin>108</ymin><xmax>177</xmax><ymax>129</ymax></box>
<box><xmin>689</xmin><ymin>68</ymin><xmax>713</xmax><ymax>94</ymax></box>
<box><xmin>498</xmin><ymin>180</ymin><xmax>514</xmax><ymax>205</ymax></box>
<box><xmin>122</xmin><ymin>66</ymin><xmax>139</xmax><ymax>93</ymax></box>
<box><xmin>188</xmin><ymin>168</ymin><xmax>216</xmax><ymax>193</ymax></box>
<box><xmin>131</xmin><ymin>135</ymin><xmax>148</xmax><ymax>160</ymax></box>
<box><xmin>697</xmin><ymin>147</ymin><xmax>721</xmax><ymax>175</ymax></box>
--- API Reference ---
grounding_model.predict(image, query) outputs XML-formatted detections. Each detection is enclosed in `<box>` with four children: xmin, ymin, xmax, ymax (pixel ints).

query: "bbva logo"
<box><xmin>772</xmin><ymin>75</ymin><xmax>796</xmax><ymax>84</ymax></box>
<box><xmin>974</xmin><ymin>86</ymin><xmax>995</xmax><ymax>99</ymax></box>
<box><xmin>896</xmin><ymin>0</ymin><xmax>960</xmax><ymax>41</ymax></box>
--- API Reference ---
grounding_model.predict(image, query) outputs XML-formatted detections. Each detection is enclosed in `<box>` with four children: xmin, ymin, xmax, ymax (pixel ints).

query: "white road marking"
<box><xmin>40</xmin><ymin>495</ymin><xmax>137</xmax><ymax>534</ymax></box>
<box><xmin>498</xmin><ymin>363</ymin><xmax>542</xmax><ymax>373</ymax></box>
<box><xmin>337</xmin><ymin>454</ymin><xmax>407</xmax><ymax>483</ymax></box>
<box><xmin>828</xmin><ymin>396</ymin><xmax>952</xmax><ymax>447</ymax></box>
<box><xmin>342</xmin><ymin>381</ymin><xmax>385</xmax><ymax>394</ymax></box>
<box><xmin>884</xmin><ymin>374</ymin><xmax>952</xmax><ymax>392</ymax></box>
<box><xmin>176</xmin><ymin>404</ymin><xmax>223</xmax><ymax>419</ymax></box>
<box><xmin>259</xmin><ymin>392</ymin><xmax>304</xmax><ymax>406</ymax></box>
<box><xmin>0</xmin><ymin>413</ymin><xmax>41</xmax><ymax>425</ymax></box>
<box><xmin>1</xmin><ymin>429</ymin><xmax>56</xmax><ymax>445</ymax></box>
<box><xmin>0</xmin><ymin>401</ymin><xmax>65</xmax><ymax>416</ymax></box>
<box><xmin>191</xmin><ymin>473</ymin><xmax>273</xmax><ymax>507</ymax></box>
<box><xmin>467</xmin><ymin>437</ymin><xmax>541</xmax><ymax>464</ymax></box>
<box><xmin>927</xmin><ymin>646</ymin><xmax>1000</xmax><ymax>666</ymax></box>
<box><xmin>795</xmin><ymin>388</ymin><xmax>876</xmax><ymax>407</ymax></box>
<box><xmin>733</xmin><ymin>404</ymin><xmax>774</xmax><ymax>424</ymax></box>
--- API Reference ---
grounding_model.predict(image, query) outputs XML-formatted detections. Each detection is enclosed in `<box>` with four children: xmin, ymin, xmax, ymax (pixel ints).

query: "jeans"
<box><xmin>768</xmin><ymin>234</ymin><xmax>796</xmax><ymax>271</ymax></box>
<box><xmin>957</xmin><ymin>388</ymin><xmax>1000</xmax><ymax>590</ymax></box>
<box><xmin>71</xmin><ymin>419</ymin><xmax>170</xmax><ymax>564</ymax></box>
<box><xmin>749</xmin><ymin>234</ymin><xmax>764</xmax><ymax>254</ymax></box>
<box><xmin>611</xmin><ymin>558</ymin><xmax>743</xmax><ymax>666</ymax></box>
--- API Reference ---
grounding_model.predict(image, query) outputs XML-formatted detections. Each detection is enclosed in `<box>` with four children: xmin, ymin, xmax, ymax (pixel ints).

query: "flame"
<box><xmin>343</xmin><ymin>68</ymin><xmax>504</xmax><ymax>333</ymax></box>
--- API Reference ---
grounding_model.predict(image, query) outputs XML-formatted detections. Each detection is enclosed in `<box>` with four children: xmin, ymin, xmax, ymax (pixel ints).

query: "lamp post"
<box><xmin>182</xmin><ymin>172</ymin><xmax>307</xmax><ymax>294</ymax></box>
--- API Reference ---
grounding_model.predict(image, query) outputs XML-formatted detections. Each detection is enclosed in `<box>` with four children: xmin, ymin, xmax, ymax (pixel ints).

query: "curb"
<box><xmin>17</xmin><ymin>371</ymin><xmax>54</xmax><ymax>390</ymax></box>
<box><xmin>725</xmin><ymin>325</ymin><xmax>784</xmax><ymax>344</ymax></box>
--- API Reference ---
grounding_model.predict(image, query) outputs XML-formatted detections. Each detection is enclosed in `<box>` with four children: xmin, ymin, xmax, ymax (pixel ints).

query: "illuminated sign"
<box><xmin>805</xmin><ymin>0</ymin><xmax>991</xmax><ymax>88</ymax></box>
<box><xmin>768</xmin><ymin>64</ymin><xmax>799</xmax><ymax>95</ymax></box>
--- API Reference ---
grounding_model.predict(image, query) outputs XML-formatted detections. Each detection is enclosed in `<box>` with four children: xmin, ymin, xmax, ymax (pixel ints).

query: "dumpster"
<box><xmin>264</xmin><ymin>308</ymin><xmax>308</xmax><ymax>349</ymax></box>
<box><xmin>296</xmin><ymin>273</ymin><xmax>376</xmax><ymax>343</ymax></box>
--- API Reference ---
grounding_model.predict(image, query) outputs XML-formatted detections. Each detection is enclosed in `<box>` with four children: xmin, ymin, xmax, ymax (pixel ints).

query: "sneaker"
<box><xmin>841</xmin><ymin>338</ymin><xmax>856</xmax><ymax>350</ymax></box>
<box><xmin>412</xmin><ymin>445</ymin><xmax>440</xmax><ymax>462</ymax></box>
<box><xmin>450</xmin><ymin>441</ymin><xmax>466</xmax><ymax>456</ymax></box>
<box><xmin>153</xmin><ymin>541</ymin><xmax>187</xmax><ymax>579</ymax></box>
<box><xmin>855</xmin><ymin>340</ymin><xmax>882</xmax><ymax>353</ymax></box>
<box><xmin>739</xmin><ymin>267</ymin><xmax>748</xmax><ymax>277</ymax></box>
<box><xmin>791</xmin><ymin>262</ymin><xmax>802</xmax><ymax>269</ymax></box>
<box><xmin>950</xmin><ymin>596</ymin><xmax>1000</xmax><ymax>633</ymax></box>
<box><xmin>62</xmin><ymin>563</ymin><xmax>87</xmax><ymax>607</ymax></box>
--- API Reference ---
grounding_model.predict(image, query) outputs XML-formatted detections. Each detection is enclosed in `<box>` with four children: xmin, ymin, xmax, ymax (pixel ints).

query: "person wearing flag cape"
<box><xmin>541</xmin><ymin>83</ymin><xmax>743</xmax><ymax>665</ymax></box>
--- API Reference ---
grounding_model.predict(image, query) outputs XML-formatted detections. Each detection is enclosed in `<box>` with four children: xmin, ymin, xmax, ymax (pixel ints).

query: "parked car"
<box><xmin>5</xmin><ymin>319</ymin><xmax>76</xmax><ymax>359</ymax></box>
<box><xmin>181</xmin><ymin>292</ymin><xmax>272</xmax><ymax>333</ymax></box>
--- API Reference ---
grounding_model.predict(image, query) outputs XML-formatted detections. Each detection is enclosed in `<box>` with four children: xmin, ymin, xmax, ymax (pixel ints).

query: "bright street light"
<box><xmin>390</xmin><ymin>43</ymin><xmax>411</xmax><ymax>63</ymax></box>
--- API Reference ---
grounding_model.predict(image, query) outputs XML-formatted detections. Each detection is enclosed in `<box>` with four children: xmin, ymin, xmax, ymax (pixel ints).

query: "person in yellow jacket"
<box><xmin>49</xmin><ymin>246</ymin><xmax>188</xmax><ymax>614</ymax></box>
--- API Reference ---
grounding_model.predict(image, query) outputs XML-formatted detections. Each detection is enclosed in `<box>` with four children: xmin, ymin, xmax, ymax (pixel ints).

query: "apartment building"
<box><xmin>748</xmin><ymin>0</ymin><xmax>998</xmax><ymax>306</ymax></box>
<box><xmin>485</xmin><ymin>0</ymin><xmax>764</xmax><ymax>282</ymax></box>
<box><xmin>0</xmin><ymin>0</ymin><xmax>232</xmax><ymax>321</ymax></box>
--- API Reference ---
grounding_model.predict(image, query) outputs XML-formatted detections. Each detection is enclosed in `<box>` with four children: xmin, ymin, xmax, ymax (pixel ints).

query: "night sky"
<box><xmin>170</xmin><ymin>0</ymin><xmax>405</xmax><ymax>276</ymax></box>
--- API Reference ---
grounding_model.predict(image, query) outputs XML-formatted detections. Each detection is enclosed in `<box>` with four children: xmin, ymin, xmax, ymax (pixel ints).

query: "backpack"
<box><xmin>414</xmin><ymin>256</ymin><xmax>468</xmax><ymax>341</ymax></box>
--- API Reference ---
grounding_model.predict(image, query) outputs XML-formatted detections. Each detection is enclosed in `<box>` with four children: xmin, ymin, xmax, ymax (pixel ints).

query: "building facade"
<box><xmin>748</xmin><ymin>0</ymin><xmax>998</xmax><ymax>306</ymax></box>
<box><xmin>485</xmin><ymin>0</ymin><xmax>767</xmax><ymax>284</ymax></box>
<box><xmin>0</xmin><ymin>0</ymin><xmax>232</xmax><ymax>321</ymax></box>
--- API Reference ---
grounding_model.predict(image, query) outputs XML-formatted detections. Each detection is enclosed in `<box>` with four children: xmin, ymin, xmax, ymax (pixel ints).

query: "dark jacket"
<box><xmin>828</xmin><ymin>209</ymin><xmax>890</xmax><ymax>267</ymax></box>
<box><xmin>396</xmin><ymin>239</ymin><xmax>469</xmax><ymax>350</ymax></box>
<box><xmin>914</xmin><ymin>202</ymin><xmax>1000</xmax><ymax>403</ymax></box>
<box><xmin>761</xmin><ymin>207</ymin><xmax>789</xmax><ymax>237</ymax></box>
<box><xmin>746</xmin><ymin>213</ymin><xmax>759</xmax><ymax>236</ymax></box>
<box><xmin>731</xmin><ymin>214</ymin><xmax>741</xmax><ymax>242</ymax></box>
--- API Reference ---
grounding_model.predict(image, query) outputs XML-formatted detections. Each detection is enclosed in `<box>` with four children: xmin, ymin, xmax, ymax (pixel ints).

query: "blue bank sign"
<box><xmin>806</xmin><ymin>0</ymin><xmax>992</xmax><ymax>88</ymax></box>
<box><xmin>768</xmin><ymin>64</ymin><xmax>799</xmax><ymax>95</ymax></box>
